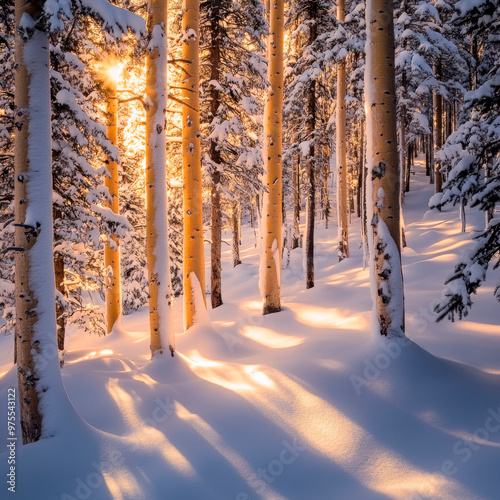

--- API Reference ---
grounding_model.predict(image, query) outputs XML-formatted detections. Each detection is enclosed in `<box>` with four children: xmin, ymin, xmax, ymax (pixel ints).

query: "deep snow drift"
<box><xmin>1</xmin><ymin>160</ymin><xmax>499</xmax><ymax>500</ymax></box>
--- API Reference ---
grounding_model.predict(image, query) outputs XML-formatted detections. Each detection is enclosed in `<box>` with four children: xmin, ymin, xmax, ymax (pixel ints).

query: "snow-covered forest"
<box><xmin>0</xmin><ymin>0</ymin><xmax>499</xmax><ymax>498</ymax></box>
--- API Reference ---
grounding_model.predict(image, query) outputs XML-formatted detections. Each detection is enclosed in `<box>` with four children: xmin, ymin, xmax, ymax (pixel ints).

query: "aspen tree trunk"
<box><xmin>336</xmin><ymin>0</ymin><xmax>349</xmax><ymax>261</ymax></box>
<box><xmin>365</xmin><ymin>0</ymin><xmax>405</xmax><ymax>338</ymax></box>
<box><xmin>433</xmin><ymin>63</ymin><xmax>443</xmax><ymax>193</ymax></box>
<box><xmin>104</xmin><ymin>81</ymin><xmax>121</xmax><ymax>333</ymax></box>
<box><xmin>261</xmin><ymin>0</ymin><xmax>284</xmax><ymax>314</ymax></box>
<box><xmin>15</xmin><ymin>0</ymin><xmax>61</xmax><ymax>443</ymax></box>
<box><xmin>183</xmin><ymin>0</ymin><xmax>206</xmax><ymax>327</ymax></box>
<box><xmin>209</xmin><ymin>5</ymin><xmax>223</xmax><ymax>309</ymax></box>
<box><xmin>232</xmin><ymin>202</ymin><xmax>242</xmax><ymax>267</ymax></box>
<box><xmin>146</xmin><ymin>0</ymin><xmax>175</xmax><ymax>356</ymax></box>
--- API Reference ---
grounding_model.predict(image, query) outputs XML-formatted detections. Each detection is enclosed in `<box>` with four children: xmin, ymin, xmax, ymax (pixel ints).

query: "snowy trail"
<box><xmin>0</xmin><ymin>158</ymin><xmax>499</xmax><ymax>500</ymax></box>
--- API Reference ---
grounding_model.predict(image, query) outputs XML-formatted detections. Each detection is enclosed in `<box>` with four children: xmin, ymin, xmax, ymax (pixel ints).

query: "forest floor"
<box><xmin>1</xmin><ymin>158</ymin><xmax>500</xmax><ymax>500</ymax></box>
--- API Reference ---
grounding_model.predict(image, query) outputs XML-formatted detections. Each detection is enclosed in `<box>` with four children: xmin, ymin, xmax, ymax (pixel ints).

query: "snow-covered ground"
<box><xmin>1</xmin><ymin>160</ymin><xmax>499</xmax><ymax>500</ymax></box>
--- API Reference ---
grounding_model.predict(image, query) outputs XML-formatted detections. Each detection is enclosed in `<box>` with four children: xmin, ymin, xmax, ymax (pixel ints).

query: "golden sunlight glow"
<box><xmin>456</xmin><ymin>321</ymin><xmax>500</xmax><ymax>336</ymax></box>
<box><xmin>183</xmin><ymin>354</ymin><xmax>465</xmax><ymax>499</ymax></box>
<box><xmin>293</xmin><ymin>304</ymin><xmax>369</xmax><ymax>330</ymax></box>
<box><xmin>240</xmin><ymin>325</ymin><xmax>305</xmax><ymax>348</ymax></box>
<box><xmin>177</xmin><ymin>350</ymin><xmax>223</xmax><ymax>368</ymax></box>
<box><xmin>242</xmin><ymin>300</ymin><xmax>262</xmax><ymax>311</ymax></box>
<box><xmin>132</xmin><ymin>373</ymin><xmax>158</xmax><ymax>387</ymax></box>
<box><xmin>215</xmin><ymin>320</ymin><xmax>236</xmax><ymax>327</ymax></box>
<box><xmin>244</xmin><ymin>365</ymin><xmax>274</xmax><ymax>387</ymax></box>
<box><xmin>105</xmin><ymin>61</ymin><xmax>123</xmax><ymax>86</ymax></box>
<box><xmin>99</xmin><ymin>57</ymin><xmax>124</xmax><ymax>90</ymax></box>
<box><xmin>66</xmin><ymin>349</ymin><xmax>114</xmax><ymax>364</ymax></box>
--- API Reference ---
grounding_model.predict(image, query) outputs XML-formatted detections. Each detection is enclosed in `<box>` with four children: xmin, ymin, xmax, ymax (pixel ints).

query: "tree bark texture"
<box><xmin>336</xmin><ymin>0</ymin><xmax>349</xmax><ymax>261</ymax></box>
<box><xmin>146</xmin><ymin>0</ymin><xmax>175</xmax><ymax>355</ymax></box>
<box><xmin>261</xmin><ymin>0</ymin><xmax>284</xmax><ymax>314</ymax></box>
<box><xmin>15</xmin><ymin>0</ymin><xmax>58</xmax><ymax>444</ymax></box>
<box><xmin>183</xmin><ymin>0</ymin><xmax>206</xmax><ymax>327</ymax></box>
<box><xmin>105</xmin><ymin>83</ymin><xmax>121</xmax><ymax>333</ymax></box>
<box><xmin>365</xmin><ymin>0</ymin><xmax>405</xmax><ymax>338</ymax></box>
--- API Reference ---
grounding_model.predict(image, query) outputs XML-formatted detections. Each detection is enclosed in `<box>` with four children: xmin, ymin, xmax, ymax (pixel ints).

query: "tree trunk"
<box><xmin>445</xmin><ymin>100</ymin><xmax>452</xmax><ymax>141</ymax></box>
<box><xmin>232</xmin><ymin>202</ymin><xmax>242</xmax><ymax>267</ymax></box>
<box><xmin>305</xmin><ymin>154</ymin><xmax>315</xmax><ymax>289</ymax></box>
<box><xmin>146</xmin><ymin>0</ymin><xmax>175</xmax><ymax>356</ymax></box>
<box><xmin>211</xmin><ymin>172</ymin><xmax>223</xmax><ymax>308</ymax></box>
<box><xmin>304</xmin><ymin>0</ymin><xmax>318</xmax><ymax>289</ymax></box>
<box><xmin>54</xmin><ymin>249</ymin><xmax>65</xmax><ymax>351</ymax></box>
<box><xmin>429</xmin><ymin>122</ymin><xmax>435</xmax><ymax>184</ymax></box>
<box><xmin>104</xmin><ymin>79</ymin><xmax>121</xmax><ymax>333</ymax></box>
<box><xmin>365</xmin><ymin>0</ymin><xmax>405</xmax><ymax>338</ymax></box>
<box><xmin>359</xmin><ymin>119</ymin><xmax>369</xmax><ymax>265</ymax></box>
<box><xmin>425</xmin><ymin>135</ymin><xmax>430</xmax><ymax>176</ymax></box>
<box><xmin>404</xmin><ymin>142</ymin><xmax>411</xmax><ymax>192</ymax></box>
<box><xmin>399</xmin><ymin>73</ymin><xmax>407</xmax><ymax>203</ymax></box>
<box><xmin>292</xmin><ymin>158</ymin><xmax>300</xmax><ymax>249</ymax></box>
<box><xmin>53</xmin><ymin>207</ymin><xmax>65</xmax><ymax>351</ymax></box>
<box><xmin>323</xmin><ymin>161</ymin><xmax>330</xmax><ymax>228</ymax></box>
<box><xmin>209</xmin><ymin>8</ymin><xmax>223</xmax><ymax>309</ymax></box>
<box><xmin>433</xmin><ymin>63</ymin><xmax>443</xmax><ymax>193</ymax></box>
<box><xmin>183</xmin><ymin>0</ymin><xmax>206</xmax><ymax>327</ymax></box>
<box><xmin>336</xmin><ymin>0</ymin><xmax>349</xmax><ymax>261</ymax></box>
<box><xmin>261</xmin><ymin>0</ymin><xmax>284</xmax><ymax>314</ymax></box>
<box><xmin>15</xmin><ymin>0</ymin><xmax>59</xmax><ymax>444</ymax></box>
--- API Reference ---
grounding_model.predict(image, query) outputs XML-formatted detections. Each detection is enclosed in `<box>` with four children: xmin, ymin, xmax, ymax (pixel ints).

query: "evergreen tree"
<box><xmin>431</xmin><ymin>0</ymin><xmax>500</xmax><ymax>320</ymax></box>
<box><xmin>199</xmin><ymin>0</ymin><xmax>267</xmax><ymax>307</ymax></box>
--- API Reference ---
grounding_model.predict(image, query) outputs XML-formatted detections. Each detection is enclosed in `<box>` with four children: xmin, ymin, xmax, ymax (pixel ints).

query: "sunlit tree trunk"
<box><xmin>14</xmin><ymin>0</ymin><xmax>58</xmax><ymax>444</ymax></box>
<box><xmin>336</xmin><ymin>0</ymin><xmax>349</xmax><ymax>261</ymax></box>
<box><xmin>261</xmin><ymin>0</ymin><xmax>284</xmax><ymax>314</ymax></box>
<box><xmin>365</xmin><ymin>0</ymin><xmax>405</xmax><ymax>338</ymax></box>
<box><xmin>183</xmin><ymin>0</ymin><xmax>206</xmax><ymax>327</ymax></box>
<box><xmin>104</xmin><ymin>80</ymin><xmax>121</xmax><ymax>333</ymax></box>
<box><xmin>433</xmin><ymin>62</ymin><xmax>443</xmax><ymax>193</ymax></box>
<box><xmin>146</xmin><ymin>0</ymin><xmax>175</xmax><ymax>356</ymax></box>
